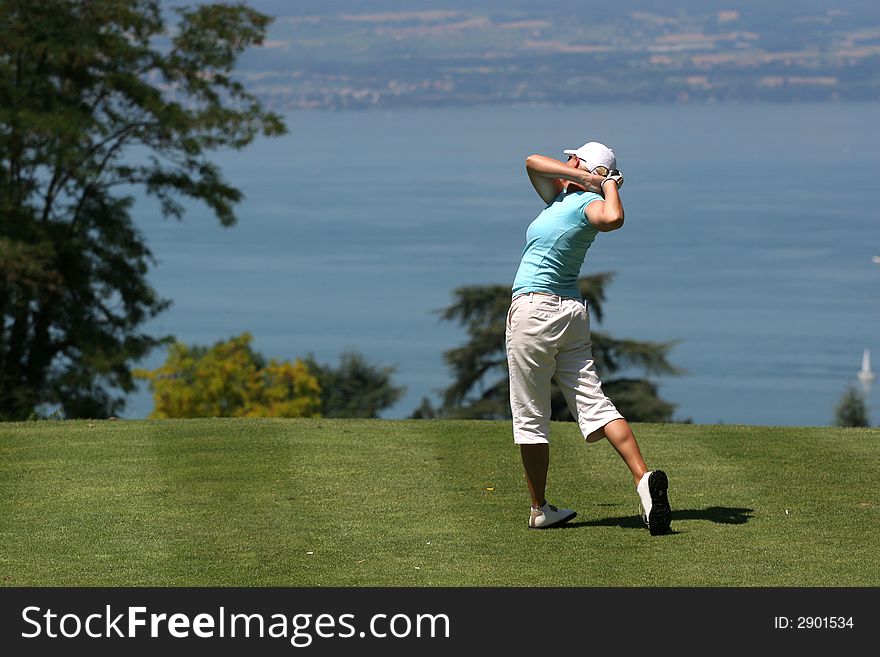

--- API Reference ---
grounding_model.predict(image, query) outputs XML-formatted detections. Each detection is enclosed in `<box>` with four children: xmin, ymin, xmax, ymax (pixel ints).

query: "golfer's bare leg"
<box><xmin>520</xmin><ymin>444</ymin><xmax>549</xmax><ymax>508</ymax></box>
<box><xmin>589</xmin><ymin>419</ymin><xmax>648</xmax><ymax>485</ymax></box>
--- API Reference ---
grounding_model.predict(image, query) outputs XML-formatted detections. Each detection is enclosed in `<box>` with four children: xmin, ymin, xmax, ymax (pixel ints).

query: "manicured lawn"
<box><xmin>1</xmin><ymin>418</ymin><xmax>878</xmax><ymax>586</ymax></box>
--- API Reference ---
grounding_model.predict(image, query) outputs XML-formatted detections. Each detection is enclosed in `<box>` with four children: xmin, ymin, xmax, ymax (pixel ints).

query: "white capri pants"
<box><xmin>506</xmin><ymin>292</ymin><xmax>623</xmax><ymax>444</ymax></box>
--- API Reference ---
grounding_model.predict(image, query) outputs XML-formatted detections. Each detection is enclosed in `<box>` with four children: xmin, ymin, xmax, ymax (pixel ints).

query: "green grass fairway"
<box><xmin>1</xmin><ymin>419</ymin><xmax>878</xmax><ymax>586</ymax></box>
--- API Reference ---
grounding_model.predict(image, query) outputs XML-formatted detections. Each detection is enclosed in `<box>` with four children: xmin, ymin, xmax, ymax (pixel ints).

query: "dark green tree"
<box><xmin>409</xmin><ymin>396</ymin><xmax>439</xmax><ymax>419</ymax></box>
<box><xmin>439</xmin><ymin>273</ymin><xmax>682</xmax><ymax>421</ymax></box>
<box><xmin>834</xmin><ymin>385</ymin><xmax>870</xmax><ymax>428</ymax></box>
<box><xmin>0</xmin><ymin>0</ymin><xmax>285</xmax><ymax>419</ymax></box>
<box><xmin>304</xmin><ymin>351</ymin><xmax>405</xmax><ymax>419</ymax></box>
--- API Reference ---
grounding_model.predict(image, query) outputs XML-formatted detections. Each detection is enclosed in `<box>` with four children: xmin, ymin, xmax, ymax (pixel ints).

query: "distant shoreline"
<box><xmin>259</xmin><ymin>97</ymin><xmax>880</xmax><ymax>112</ymax></box>
<box><xmin>237</xmin><ymin>2</ymin><xmax>880</xmax><ymax>111</ymax></box>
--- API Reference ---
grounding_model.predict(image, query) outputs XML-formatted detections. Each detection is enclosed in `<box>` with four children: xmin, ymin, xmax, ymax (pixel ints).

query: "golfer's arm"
<box><xmin>525</xmin><ymin>154</ymin><xmax>591</xmax><ymax>204</ymax></box>
<box><xmin>585</xmin><ymin>180</ymin><xmax>625</xmax><ymax>232</ymax></box>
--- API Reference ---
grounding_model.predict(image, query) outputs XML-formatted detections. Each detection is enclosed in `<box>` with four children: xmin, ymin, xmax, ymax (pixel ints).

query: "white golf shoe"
<box><xmin>637</xmin><ymin>470</ymin><xmax>672</xmax><ymax>535</ymax></box>
<box><xmin>529</xmin><ymin>502</ymin><xmax>577</xmax><ymax>529</ymax></box>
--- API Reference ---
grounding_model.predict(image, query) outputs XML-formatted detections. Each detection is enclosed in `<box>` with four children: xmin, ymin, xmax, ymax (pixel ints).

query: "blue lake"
<box><xmin>128</xmin><ymin>102</ymin><xmax>880</xmax><ymax>426</ymax></box>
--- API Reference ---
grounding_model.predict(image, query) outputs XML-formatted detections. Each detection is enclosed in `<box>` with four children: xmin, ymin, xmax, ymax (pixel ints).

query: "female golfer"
<box><xmin>506</xmin><ymin>141</ymin><xmax>671</xmax><ymax>535</ymax></box>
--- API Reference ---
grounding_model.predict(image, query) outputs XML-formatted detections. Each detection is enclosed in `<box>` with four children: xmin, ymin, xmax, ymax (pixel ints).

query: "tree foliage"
<box><xmin>409</xmin><ymin>396</ymin><xmax>439</xmax><ymax>419</ymax></box>
<box><xmin>439</xmin><ymin>274</ymin><xmax>683</xmax><ymax>422</ymax></box>
<box><xmin>834</xmin><ymin>385</ymin><xmax>870</xmax><ymax>428</ymax></box>
<box><xmin>304</xmin><ymin>352</ymin><xmax>405</xmax><ymax>419</ymax></box>
<box><xmin>0</xmin><ymin>0</ymin><xmax>285</xmax><ymax>419</ymax></box>
<box><xmin>135</xmin><ymin>333</ymin><xmax>321</xmax><ymax>419</ymax></box>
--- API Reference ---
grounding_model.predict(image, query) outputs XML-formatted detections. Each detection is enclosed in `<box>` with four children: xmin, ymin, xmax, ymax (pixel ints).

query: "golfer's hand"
<box><xmin>604</xmin><ymin>171</ymin><xmax>624</xmax><ymax>189</ymax></box>
<box><xmin>584</xmin><ymin>172</ymin><xmax>607</xmax><ymax>194</ymax></box>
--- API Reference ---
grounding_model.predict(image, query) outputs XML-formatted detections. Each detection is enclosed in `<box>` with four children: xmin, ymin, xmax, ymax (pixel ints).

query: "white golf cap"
<box><xmin>563</xmin><ymin>141</ymin><xmax>617</xmax><ymax>170</ymax></box>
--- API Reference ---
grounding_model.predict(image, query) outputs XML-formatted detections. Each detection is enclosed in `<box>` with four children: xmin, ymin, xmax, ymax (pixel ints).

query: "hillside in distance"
<box><xmin>231</xmin><ymin>0</ymin><xmax>880</xmax><ymax>108</ymax></box>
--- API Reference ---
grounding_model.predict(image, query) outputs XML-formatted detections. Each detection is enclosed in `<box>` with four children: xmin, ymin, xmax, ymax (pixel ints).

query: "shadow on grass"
<box><xmin>558</xmin><ymin>506</ymin><xmax>754</xmax><ymax>531</ymax></box>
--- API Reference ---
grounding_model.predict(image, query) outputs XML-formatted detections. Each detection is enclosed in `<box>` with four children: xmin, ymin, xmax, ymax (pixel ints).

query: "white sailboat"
<box><xmin>857</xmin><ymin>349</ymin><xmax>875</xmax><ymax>383</ymax></box>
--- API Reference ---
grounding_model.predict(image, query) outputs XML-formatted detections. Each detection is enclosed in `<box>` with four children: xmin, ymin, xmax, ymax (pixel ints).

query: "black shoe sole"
<box><xmin>647</xmin><ymin>471</ymin><xmax>671</xmax><ymax>536</ymax></box>
<box><xmin>529</xmin><ymin>510</ymin><xmax>577</xmax><ymax>529</ymax></box>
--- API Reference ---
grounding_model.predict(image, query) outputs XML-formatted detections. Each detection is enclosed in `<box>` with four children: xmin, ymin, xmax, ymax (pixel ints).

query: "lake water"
<box><xmin>127</xmin><ymin>103</ymin><xmax>880</xmax><ymax>426</ymax></box>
